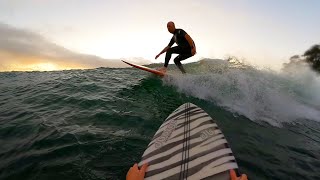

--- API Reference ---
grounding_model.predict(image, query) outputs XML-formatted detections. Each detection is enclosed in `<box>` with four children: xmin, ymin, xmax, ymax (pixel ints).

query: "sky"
<box><xmin>0</xmin><ymin>0</ymin><xmax>319</xmax><ymax>71</ymax></box>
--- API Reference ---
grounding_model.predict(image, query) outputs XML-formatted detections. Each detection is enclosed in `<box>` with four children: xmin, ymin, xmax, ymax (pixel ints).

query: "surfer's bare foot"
<box><xmin>157</xmin><ymin>67</ymin><xmax>167</xmax><ymax>73</ymax></box>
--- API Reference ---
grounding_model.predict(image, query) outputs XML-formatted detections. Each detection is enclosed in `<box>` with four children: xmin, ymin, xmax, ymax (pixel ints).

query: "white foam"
<box><xmin>163</xmin><ymin>59</ymin><xmax>320</xmax><ymax>127</ymax></box>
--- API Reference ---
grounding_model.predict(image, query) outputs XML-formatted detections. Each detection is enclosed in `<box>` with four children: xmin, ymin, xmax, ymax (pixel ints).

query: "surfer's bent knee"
<box><xmin>173</xmin><ymin>58</ymin><xmax>180</xmax><ymax>65</ymax></box>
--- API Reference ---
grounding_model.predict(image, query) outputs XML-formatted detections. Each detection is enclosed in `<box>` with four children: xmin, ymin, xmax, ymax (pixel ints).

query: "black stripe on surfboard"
<box><xmin>147</xmin><ymin>122</ymin><xmax>218</xmax><ymax>153</ymax></box>
<box><xmin>159</xmin><ymin>108</ymin><xmax>203</xmax><ymax>131</ymax></box>
<box><xmin>143</xmin><ymin>127</ymin><xmax>223</xmax><ymax>161</ymax></box>
<box><xmin>142</xmin><ymin>130</ymin><xmax>224</xmax><ymax>164</ymax></box>
<box><xmin>185</xmin><ymin>102</ymin><xmax>192</xmax><ymax>179</ymax></box>
<box><xmin>146</xmin><ymin>158</ymin><xmax>237</xmax><ymax>180</ymax></box>
<box><xmin>155</xmin><ymin>109</ymin><xmax>204</xmax><ymax>134</ymax></box>
<box><xmin>186</xmin><ymin>104</ymin><xmax>191</xmax><ymax>177</ymax></box>
<box><xmin>156</xmin><ymin>109</ymin><xmax>204</xmax><ymax>137</ymax></box>
<box><xmin>147</xmin><ymin>112</ymin><xmax>210</xmax><ymax>148</ymax></box>
<box><xmin>156</xmin><ymin>111</ymin><xmax>206</xmax><ymax>135</ymax></box>
<box><xmin>186</xmin><ymin>102</ymin><xmax>191</xmax><ymax>179</ymax></box>
<box><xmin>141</xmin><ymin>134</ymin><xmax>227</xmax><ymax>169</ymax></box>
<box><xmin>175</xmin><ymin>114</ymin><xmax>211</xmax><ymax>129</ymax></box>
<box><xmin>143</xmin><ymin>123</ymin><xmax>222</xmax><ymax>159</ymax></box>
<box><xmin>179</xmin><ymin>103</ymin><xmax>188</xmax><ymax>179</ymax></box>
<box><xmin>145</xmin><ymin>147</ymin><xmax>234</xmax><ymax>178</ymax></box>
<box><xmin>145</xmin><ymin>156</ymin><xmax>236</xmax><ymax>179</ymax></box>
<box><xmin>152</xmin><ymin>113</ymin><xmax>211</xmax><ymax>143</ymax></box>
<box><xmin>142</xmin><ymin>134</ymin><xmax>224</xmax><ymax>165</ymax></box>
<box><xmin>163</xmin><ymin>106</ymin><xmax>199</xmax><ymax>123</ymax></box>
<box><xmin>161</xmin><ymin>115</ymin><xmax>215</xmax><ymax>143</ymax></box>
<box><xmin>169</xmin><ymin>103</ymin><xmax>200</xmax><ymax>116</ymax></box>
<box><xmin>175</xmin><ymin>119</ymin><xmax>219</xmax><ymax>138</ymax></box>
<box><xmin>157</xmin><ymin>161</ymin><xmax>238</xmax><ymax>180</ymax></box>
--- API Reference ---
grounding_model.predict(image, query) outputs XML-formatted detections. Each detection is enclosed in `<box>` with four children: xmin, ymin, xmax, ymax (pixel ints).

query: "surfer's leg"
<box><xmin>164</xmin><ymin>46</ymin><xmax>180</xmax><ymax>67</ymax></box>
<box><xmin>174</xmin><ymin>54</ymin><xmax>192</xmax><ymax>74</ymax></box>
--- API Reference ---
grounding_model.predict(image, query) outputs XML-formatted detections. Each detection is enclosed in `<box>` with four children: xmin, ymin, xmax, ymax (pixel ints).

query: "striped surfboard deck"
<box><xmin>138</xmin><ymin>103</ymin><xmax>238</xmax><ymax>180</ymax></box>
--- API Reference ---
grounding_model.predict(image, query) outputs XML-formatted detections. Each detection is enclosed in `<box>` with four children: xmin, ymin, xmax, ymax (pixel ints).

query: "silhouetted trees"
<box><xmin>282</xmin><ymin>44</ymin><xmax>320</xmax><ymax>73</ymax></box>
<box><xmin>304</xmin><ymin>44</ymin><xmax>320</xmax><ymax>72</ymax></box>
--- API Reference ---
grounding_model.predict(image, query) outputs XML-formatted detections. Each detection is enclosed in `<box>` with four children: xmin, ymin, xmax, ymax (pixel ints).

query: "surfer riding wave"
<box><xmin>155</xmin><ymin>21</ymin><xmax>196</xmax><ymax>74</ymax></box>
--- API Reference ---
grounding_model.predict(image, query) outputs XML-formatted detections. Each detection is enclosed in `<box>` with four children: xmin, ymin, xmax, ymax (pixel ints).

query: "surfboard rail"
<box><xmin>122</xmin><ymin>60</ymin><xmax>165</xmax><ymax>76</ymax></box>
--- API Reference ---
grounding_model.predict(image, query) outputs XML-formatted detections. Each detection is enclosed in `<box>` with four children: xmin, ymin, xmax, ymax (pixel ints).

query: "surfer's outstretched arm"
<box><xmin>155</xmin><ymin>36</ymin><xmax>175</xmax><ymax>59</ymax></box>
<box><xmin>155</xmin><ymin>46</ymin><xmax>170</xmax><ymax>59</ymax></box>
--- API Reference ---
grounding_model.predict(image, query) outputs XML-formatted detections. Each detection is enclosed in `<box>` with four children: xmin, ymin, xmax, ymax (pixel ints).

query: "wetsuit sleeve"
<box><xmin>168</xmin><ymin>36</ymin><xmax>175</xmax><ymax>47</ymax></box>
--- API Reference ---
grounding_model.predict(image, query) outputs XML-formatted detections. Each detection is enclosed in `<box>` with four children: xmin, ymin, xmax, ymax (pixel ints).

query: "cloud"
<box><xmin>0</xmin><ymin>23</ymin><xmax>150</xmax><ymax>71</ymax></box>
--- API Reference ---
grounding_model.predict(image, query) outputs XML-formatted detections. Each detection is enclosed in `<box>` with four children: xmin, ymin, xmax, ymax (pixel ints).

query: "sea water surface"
<box><xmin>0</xmin><ymin>59</ymin><xmax>320</xmax><ymax>180</ymax></box>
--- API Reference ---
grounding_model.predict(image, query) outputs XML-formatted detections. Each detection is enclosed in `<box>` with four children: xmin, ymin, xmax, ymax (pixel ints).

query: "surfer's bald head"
<box><xmin>167</xmin><ymin>21</ymin><xmax>175</xmax><ymax>34</ymax></box>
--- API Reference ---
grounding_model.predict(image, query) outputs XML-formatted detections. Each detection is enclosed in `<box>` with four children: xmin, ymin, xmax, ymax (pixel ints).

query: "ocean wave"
<box><xmin>163</xmin><ymin>59</ymin><xmax>320</xmax><ymax>126</ymax></box>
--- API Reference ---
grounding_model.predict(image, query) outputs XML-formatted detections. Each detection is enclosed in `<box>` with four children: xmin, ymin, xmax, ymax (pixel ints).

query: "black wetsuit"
<box><xmin>164</xmin><ymin>29</ymin><xmax>195</xmax><ymax>73</ymax></box>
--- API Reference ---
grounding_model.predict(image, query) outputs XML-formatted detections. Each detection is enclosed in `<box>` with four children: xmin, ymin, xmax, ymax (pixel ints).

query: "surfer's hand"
<box><xmin>230</xmin><ymin>169</ymin><xmax>248</xmax><ymax>180</ymax></box>
<box><xmin>155</xmin><ymin>54</ymin><xmax>160</xmax><ymax>59</ymax></box>
<box><xmin>126</xmin><ymin>163</ymin><xmax>148</xmax><ymax>180</ymax></box>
